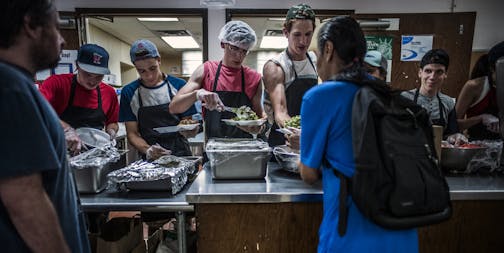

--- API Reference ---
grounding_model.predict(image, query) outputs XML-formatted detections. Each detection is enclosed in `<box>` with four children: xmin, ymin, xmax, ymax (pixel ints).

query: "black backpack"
<box><xmin>326</xmin><ymin>81</ymin><xmax>452</xmax><ymax>236</ymax></box>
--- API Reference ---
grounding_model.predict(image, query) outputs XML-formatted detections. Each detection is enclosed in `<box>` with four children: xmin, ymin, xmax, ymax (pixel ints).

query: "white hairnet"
<box><xmin>218</xmin><ymin>20</ymin><xmax>257</xmax><ymax>50</ymax></box>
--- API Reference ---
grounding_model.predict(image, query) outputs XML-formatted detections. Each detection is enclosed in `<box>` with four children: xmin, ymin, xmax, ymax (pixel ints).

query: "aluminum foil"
<box><xmin>69</xmin><ymin>144</ymin><xmax>120</xmax><ymax>170</ymax></box>
<box><xmin>107</xmin><ymin>155</ymin><xmax>192</xmax><ymax>194</ymax></box>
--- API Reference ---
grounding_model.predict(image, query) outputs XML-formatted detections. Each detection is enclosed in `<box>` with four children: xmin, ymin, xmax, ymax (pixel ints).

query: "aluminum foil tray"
<box><xmin>69</xmin><ymin>145</ymin><xmax>121</xmax><ymax>193</ymax></box>
<box><xmin>107</xmin><ymin>155</ymin><xmax>196</xmax><ymax>194</ymax></box>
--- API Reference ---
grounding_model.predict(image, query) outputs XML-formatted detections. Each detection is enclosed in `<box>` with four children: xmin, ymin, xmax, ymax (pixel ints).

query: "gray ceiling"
<box><xmin>87</xmin><ymin>15</ymin><xmax>287</xmax><ymax>57</ymax></box>
<box><xmin>88</xmin><ymin>16</ymin><xmax>205</xmax><ymax>56</ymax></box>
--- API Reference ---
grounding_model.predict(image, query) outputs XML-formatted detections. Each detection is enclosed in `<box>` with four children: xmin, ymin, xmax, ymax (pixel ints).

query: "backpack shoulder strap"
<box><xmin>323</xmin><ymin>156</ymin><xmax>349</xmax><ymax>237</ymax></box>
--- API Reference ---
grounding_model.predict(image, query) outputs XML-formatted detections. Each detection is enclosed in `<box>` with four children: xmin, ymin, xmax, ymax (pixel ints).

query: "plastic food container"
<box><xmin>206</xmin><ymin>138</ymin><xmax>271</xmax><ymax>179</ymax></box>
<box><xmin>75</xmin><ymin>127</ymin><xmax>112</xmax><ymax>148</ymax></box>
<box><xmin>273</xmin><ymin>145</ymin><xmax>300</xmax><ymax>173</ymax></box>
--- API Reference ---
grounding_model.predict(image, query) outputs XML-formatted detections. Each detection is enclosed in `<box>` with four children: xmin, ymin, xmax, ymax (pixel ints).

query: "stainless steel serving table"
<box><xmin>186</xmin><ymin>162</ymin><xmax>322</xmax><ymax>203</ymax></box>
<box><xmin>80</xmin><ymin>182</ymin><xmax>194</xmax><ymax>253</ymax></box>
<box><xmin>446</xmin><ymin>173</ymin><xmax>504</xmax><ymax>200</ymax></box>
<box><xmin>187</xmin><ymin>162</ymin><xmax>504</xmax><ymax>203</ymax></box>
<box><xmin>187</xmin><ymin>162</ymin><xmax>504</xmax><ymax>253</ymax></box>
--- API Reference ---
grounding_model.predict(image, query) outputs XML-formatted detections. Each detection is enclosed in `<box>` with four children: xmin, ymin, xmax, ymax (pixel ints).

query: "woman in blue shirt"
<box><xmin>298</xmin><ymin>16</ymin><xmax>418</xmax><ymax>253</ymax></box>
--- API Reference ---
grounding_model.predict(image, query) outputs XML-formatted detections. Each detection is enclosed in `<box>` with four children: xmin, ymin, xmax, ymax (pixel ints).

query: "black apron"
<box><xmin>137</xmin><ymin>79</ymin><xmax>191</xmax><ymax>157</ymax></box>
<box><xmin>204</xmin><ymin>61</ymin><xmax>252</xmax><ymax>139</ymax></box>
<box><xmin>467</xmin><ymin>88</ymin><xmax>500</xmax><ymax>140</ymax></box>
<box><xmin>60</xmin><ymin>75</ymin><xmax>106</xmax><ymax>129</ymax></box>
<box><xmin>414</xmin><ymin>88</ymin><xmax>446</xmax><ymax>127</ymax></box>
<box><xmin>268</xmin><ymin>52</ymin><xmax>318</xmax><ymax>147</ymax></box>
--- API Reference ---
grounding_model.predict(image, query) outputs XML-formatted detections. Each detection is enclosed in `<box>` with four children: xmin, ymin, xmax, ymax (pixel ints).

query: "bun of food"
<box><xmin>179</xmin><ymin>118</ymin><xmax>198</xmax><ymax>125</ymax></box>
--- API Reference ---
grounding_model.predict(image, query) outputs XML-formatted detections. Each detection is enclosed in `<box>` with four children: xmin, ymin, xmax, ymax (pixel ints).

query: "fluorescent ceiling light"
<box><xmin>260</xmin><ymin>36</ymin><xmax>287</xmax><ymax>49</ymax></box>
<box><xmin>137</xmin><ymin>17</ymin><xmax>179</xmax><ymax>22</ymax></box>
<box><xmin>200</xmin><ymin>0</ymin><xmax>236</xmax><ymax>8</ymax></box>
<box><xmin>162</xmin><ymin>36</ymin><xmax>199</xmax><ymax>49</ymax></box>
<box><xmin>267</xmin><ymin>18</ymin><xmax>285</xmax><ymax>21</ymax></box>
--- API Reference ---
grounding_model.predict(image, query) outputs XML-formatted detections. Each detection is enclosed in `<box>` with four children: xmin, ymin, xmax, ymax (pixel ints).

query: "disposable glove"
<box><xmin>285</xmin><ymin>127</ymin><xmax>301</xmax><ymax>150</ymax></box>
<box><xmin>446</xmin><ymin>133</ymin><xmax>468</xmax><ymax>146</ymax></box>
<box><xmin>106</xmin><ymin>128</ymin><xmax>117</xmax><ymax>140</ymax></box>
<box><xmin>146</xmin><ymin>144</ymin><xmax>171</xmax><ymax>161</ymax></box>
<box><xmin>64</xmin><ymin>126</ymin><xmax>82</xmax><ymax>156</ymax></box>
<box><xmin>196</xmin><ymin>89</ymin><xmax>225</xmax><ymax>111</ymax></box>
<box><xmin>481</xmin><ymin>114</ymin><xmax>500</xmax><ymax>133</ymax></box>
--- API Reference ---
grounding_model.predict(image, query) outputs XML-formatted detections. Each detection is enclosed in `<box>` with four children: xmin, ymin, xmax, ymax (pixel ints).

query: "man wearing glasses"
<box><xmin>170</xmin><ymin>20</ymin><xmax>265</xmax><ymax>139</ymax></box>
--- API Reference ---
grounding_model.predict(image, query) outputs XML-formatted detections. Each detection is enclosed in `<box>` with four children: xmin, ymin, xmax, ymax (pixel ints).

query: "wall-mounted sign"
<box><xmin>366</xmin><ymin>35</ymin><xmax>393</xmax><ymax>82</ymax></box>
<box><xmin>401</xmin><ymin>35</ymin><xmax>433</xmax><ymax>61</ymax></box>
<box><xmin>35</xmin><ymin>50</ymin><xmax>78</xmax><ymax>81</ymax></box>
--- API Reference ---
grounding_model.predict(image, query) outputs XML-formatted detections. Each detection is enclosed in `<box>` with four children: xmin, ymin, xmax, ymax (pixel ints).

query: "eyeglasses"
<box><xmin>226</xmin><ymin>44</ymin><xmax>249</xmax><ymax>56</ymax></box>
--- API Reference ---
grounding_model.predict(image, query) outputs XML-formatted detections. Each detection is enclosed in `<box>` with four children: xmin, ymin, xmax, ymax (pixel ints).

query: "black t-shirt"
<box><xmin>0</xmin><ymin>61</ymin><xmax>90</xmax><ymax>253</ymax></box>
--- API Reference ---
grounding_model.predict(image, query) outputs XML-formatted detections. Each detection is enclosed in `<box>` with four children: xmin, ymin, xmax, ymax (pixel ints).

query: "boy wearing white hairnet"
<box><xmin>170</xmin><ymin>20</ymin><xmax>266</xmax><ymax>139</ymax></box>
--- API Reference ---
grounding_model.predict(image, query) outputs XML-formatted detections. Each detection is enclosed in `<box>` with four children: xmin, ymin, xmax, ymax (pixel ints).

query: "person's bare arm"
<box><xmin>0</xmin><ymin>173</ymin><xmax>71</xmax><ymax>253</ymax></box>
<box><xmin>105</xmin><ymin>122</ymin><xmax>119</xmax><ymax>139</ymax></box>
<box><xmin>125</xmin><ymin>121</ymin><xmax>151</xmax><ymax>154</ymax></box>
<box><xmin>105</xmin><ymin>122</ymin><xmax>119</xmax><ymax>133</ymax></box>
<box><xmin>455</xmin><ymin>78</ymin><xmax>484</xmax><ymax>130</ymax></box>
<box><xmin>251</xmin><ymin>79</ymin><xmax>265</xmax><ymax>118</ymax></box>
<box><xmin>59</xmin><ymin>120</ymin><xmax>81</xmax><ymax>155</ymax></box>
<box><xmin>299</xmin><ymin>162</ymin><xmax>320</xmax><ymax>185</ymax></box>
<box><xmin>169</xmin><ymin>64</ymin><xmax>204</xmax><ymax>114</ymax></box>
<box><xmin>263</xmin><ymin>61</ymin><xmax>290</xmax><ymax>128</ymax></box>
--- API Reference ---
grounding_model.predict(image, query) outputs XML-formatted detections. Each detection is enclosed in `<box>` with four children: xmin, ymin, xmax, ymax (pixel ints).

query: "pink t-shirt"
<box><xmin>202</xmin><ymin>61</ymin><xmax>261</xmax><ymax>101</ymax></box>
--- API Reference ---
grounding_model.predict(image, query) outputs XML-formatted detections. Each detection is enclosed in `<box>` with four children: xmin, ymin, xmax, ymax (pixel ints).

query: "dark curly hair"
<box><xmin>420</xmin><ymin>49</ymin><xmax>450</xmax><ymax>70</ymax></box>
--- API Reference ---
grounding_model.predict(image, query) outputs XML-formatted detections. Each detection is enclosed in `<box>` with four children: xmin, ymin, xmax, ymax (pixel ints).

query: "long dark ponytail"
<box><xmin>318</xmin><ymin>16</ymin><xmax>391</xmax><ymax>94</ymax></box>
<box><xmin>318</xmin><ymin>16</ymin><xmax>367</xmax><ymax>83</ymax></box>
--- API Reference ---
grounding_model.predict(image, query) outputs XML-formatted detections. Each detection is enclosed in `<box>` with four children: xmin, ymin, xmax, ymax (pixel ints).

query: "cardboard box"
<box><xmin>95</xmin><ymin>217</ymin><xmax>142</xmax><ymax>253</ymax></box>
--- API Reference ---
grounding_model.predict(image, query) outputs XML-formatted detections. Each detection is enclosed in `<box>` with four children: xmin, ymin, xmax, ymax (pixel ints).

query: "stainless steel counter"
<box><xmin>80</xmin><ymin>184</ymin><xmax>193</xmax><ymax>212</ymax></box>
<box><xmin>447</xmin><ymin>173</ymin><xmax>504</xmax><ymax>200</ymax></box>
<box><xmin>80</xmin><ymin>182</ymin><xmax>194</xmax><ymax>253</ymax></box>
<box><xmin>187</xmin><ymin>162</ymin><xmax>504</xmax><ymax>203</ymax></box>
<box><xmin>186</xmin><ymin>162</ymin><xmax>322</xmax><ymax>203</ymax></box>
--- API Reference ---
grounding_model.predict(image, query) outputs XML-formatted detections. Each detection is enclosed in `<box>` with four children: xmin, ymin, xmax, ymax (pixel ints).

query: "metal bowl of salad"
<box><xmin>441</xmin><ymin>143</ymin><xmax>488</xmax><ymax>172</ymax></box>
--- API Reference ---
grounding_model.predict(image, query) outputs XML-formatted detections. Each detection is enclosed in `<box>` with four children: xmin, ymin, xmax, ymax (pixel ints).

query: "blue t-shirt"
<box><xmin>0</xmin><ymin>61</ymin><xmax>90</xmax><ymax>252</ymax></box>
<box><xmin>300</xmin><ymin>80</ymin><xmax>418</xmax><ymax>253</ymax></box>
<box><xmin>119</xmin><ymin>75</ymin><xmax>198</xmax><ymax>122</ymax></box>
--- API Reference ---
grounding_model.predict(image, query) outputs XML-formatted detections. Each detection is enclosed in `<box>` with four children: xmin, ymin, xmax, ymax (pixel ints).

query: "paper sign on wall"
<box><xmin>58</xmin><ymin>50</ymin><xmax>78</xmax><ymax>72</ymax></box>
<box><xmin>35</xmin><ymin>50</ymin><xmax>78</xmax><ymax>81</ymax></box>
<box><xmin>401</xmin><ymin>35</ymin><xmax>433</xmax><ymax>61</ymax></box>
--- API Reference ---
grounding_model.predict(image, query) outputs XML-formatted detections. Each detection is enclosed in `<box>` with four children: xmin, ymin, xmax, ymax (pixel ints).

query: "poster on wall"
<box><xmin>365</xmin><ymin>35</ymin><xmax>393</xmax><ymax>82</ymax></box>
<box><xmin>401</xmin><ymin>35</ymin><xmax>433</xmax><ymax>61</ymax></box>
<box><xmin>57</xmin><ymin>50</ymin><xmax>77</xmax><ymax>73</ymax></box>
<box><xmin>35</xmin><ymin>49</ymin><xmax>78</xmax><ymax>81</ymax></box>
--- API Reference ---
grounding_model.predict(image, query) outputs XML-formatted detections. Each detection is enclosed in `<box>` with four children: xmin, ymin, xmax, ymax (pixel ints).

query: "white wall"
<box><xmin>56</xmin><ymin>0</ymin><xmax>503</xmax><ymax>56</ymax></box>
<box><xmin>88</xmin><ymin>24</ymin><xmax>133</xmax><ymax>85</ymax></box>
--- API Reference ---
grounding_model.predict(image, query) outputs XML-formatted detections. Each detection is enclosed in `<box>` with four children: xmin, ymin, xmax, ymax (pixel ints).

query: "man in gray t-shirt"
<box><xmin>0</xmin><ymin>1</ymin><xmax>90</xmax><ymax>252</ymax></box>
<box><xmin>401</xmin><ymin>49</ymin><xmax>467</xmax><ymax>144</ymax></box>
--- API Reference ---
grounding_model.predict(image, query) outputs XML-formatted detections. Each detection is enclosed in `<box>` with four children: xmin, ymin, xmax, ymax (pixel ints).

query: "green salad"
<box><xmin>284</xmin><ymin>115</ymin><xmax>301</xmax><ymax>129</ymax></box>
<box><xmin>232</xmin><ymin>106</ymin><xmax>259</xmax><ymax>121</ymax></box>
